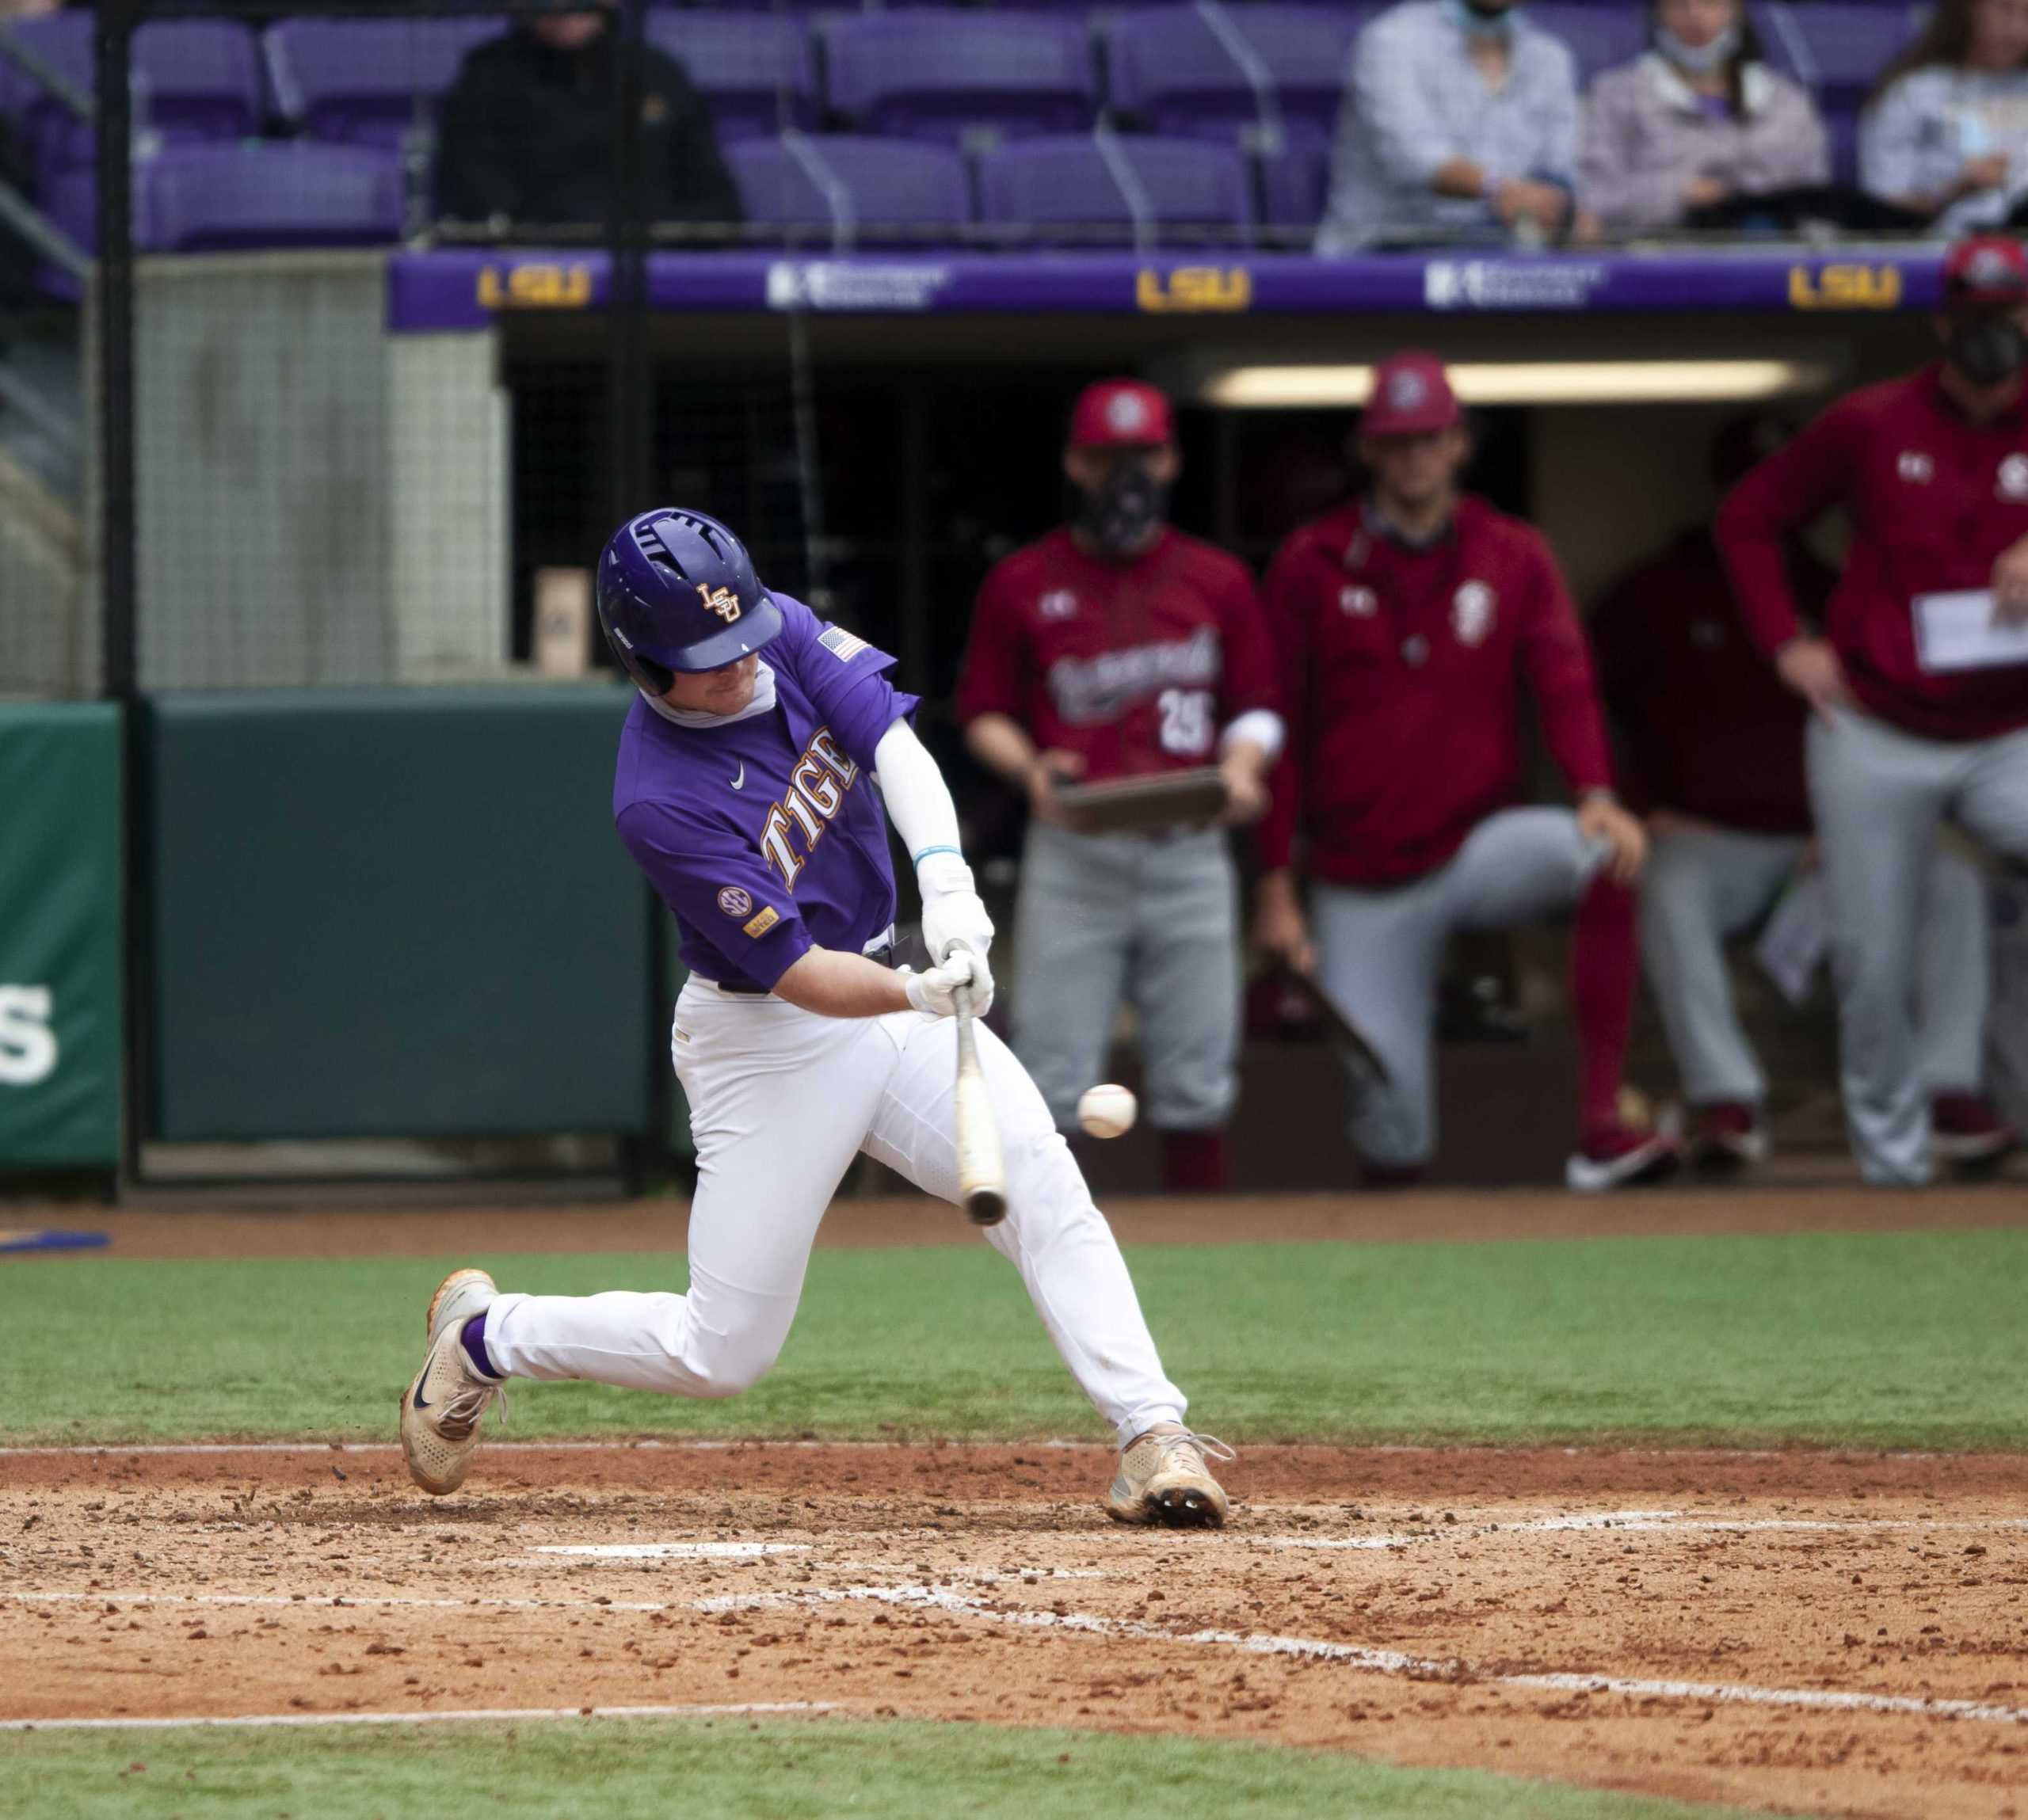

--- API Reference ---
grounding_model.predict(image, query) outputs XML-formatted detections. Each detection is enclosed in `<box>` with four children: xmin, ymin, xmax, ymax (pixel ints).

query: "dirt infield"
<box><xmin>4</xmin><ymin>1444</ymin><xmax>2026</xmax><ymax>1818</ymax></box>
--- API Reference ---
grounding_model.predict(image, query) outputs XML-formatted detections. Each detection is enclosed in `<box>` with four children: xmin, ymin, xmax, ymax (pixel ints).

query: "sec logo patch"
<box><xmin>717</xmin><ymin>885</ymin><xmax>754</xmax><ymax>919</ymax></box>
<box><xmin>1999</xmin><ymin>454</ymin><xmax>2028</xmax><ymax>501</ymax></box>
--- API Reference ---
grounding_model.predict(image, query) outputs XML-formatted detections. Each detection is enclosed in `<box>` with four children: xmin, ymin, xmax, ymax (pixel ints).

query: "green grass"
<box><xmin>0</xmin><ymin>1717</ymin><xmax>1763</xmax><ymax>1818</ymax></box>
<box><xmin>9</xmin><ymin>1228</ymin><xmax>2028</xmax><ymax>1448</ymax></box>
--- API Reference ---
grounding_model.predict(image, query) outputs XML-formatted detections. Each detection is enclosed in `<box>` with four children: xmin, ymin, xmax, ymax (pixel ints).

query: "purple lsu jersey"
<box><xmin>613</xmin><ymin>594</ymin><xmax>920</xmax><ymax>991</ymax></box>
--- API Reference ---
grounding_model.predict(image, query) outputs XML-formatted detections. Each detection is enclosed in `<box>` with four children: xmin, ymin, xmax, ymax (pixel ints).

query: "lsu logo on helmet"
<box><xmin>697</xmin><ymin>583</ymin><xmax>743</xmax><ymax>624</ymax></box>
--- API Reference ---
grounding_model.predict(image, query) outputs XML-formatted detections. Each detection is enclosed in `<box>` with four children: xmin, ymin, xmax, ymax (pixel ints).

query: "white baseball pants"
<box><xmin>1011</xmin><ymin>824</ymin><xmax>1238</xmax><ymax>1133</ymax></box>
<box><xmin>482</xmin><ymin>977</ymin><xmax>1188</xmax><ymax>1448</ymax></box>
<box><xmin>1639</xmin><ymin>824</ymin><xmax>1989</xmax><ymax>1108</ymax></box>
<box><xmin>1808</xmin><ymin>708</ymin><xmax>2028</xmax><ymax>1182</ymax></box>
<box><xmin>1311</xmin><ymin>807</ymin><xmax>1603</xmax><ymax>1169</ymax></box>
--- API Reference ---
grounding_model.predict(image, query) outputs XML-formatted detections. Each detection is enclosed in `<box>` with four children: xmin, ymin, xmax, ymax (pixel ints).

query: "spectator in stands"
<box><xmin>1316</xmin><ymin>0</ymin><xmax>1588</xmax><ymax>253</ymax></box>
<box><xmin>436</xmin><ymin>2</ymin><xmax>739</xmax><ymax>233</ymax></box>
<box><xmin>1578</xmin><ymin>0</ymin><xmax>1828</xmax><ymax>236</ymax></box>
<box><xmin>1861</xmin><ymin>0</ymin><xmax>2028</xmax><ymax>234</ymax></box>
<box><xmin>955</xmin><ymin>381</ymin><xmax>1282</xmax><ymax>1194</ymax></box>
<box><xmin>1252</xmin><ymin>351</ymin><xmax>1676</xmax><ymax>1191</ymax></box>
<box><xmin>1715</xmin><ymin>235</ymin><xmax>2028</xmax><ymax>1182</ymax></box>
<box><xmin>1593</xmin><ymin>417</ymin><xmax>2002</xmax><ymax>1171</ymax></box>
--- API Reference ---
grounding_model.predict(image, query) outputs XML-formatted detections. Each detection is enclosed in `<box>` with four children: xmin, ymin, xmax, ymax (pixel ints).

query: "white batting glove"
<box><xmin>917</xmin><ymin>851</ymin><xmax>995</xmax><ymax>965</ymax></box>
<box><xmin>902</xmin><ymin>947</ymin><xmax>996</xmax><ymax>1019</ymax></box>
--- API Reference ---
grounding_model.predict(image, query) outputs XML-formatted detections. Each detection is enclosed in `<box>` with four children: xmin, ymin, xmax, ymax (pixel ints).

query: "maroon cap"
<box><xmin>1067</xmin><ymin>379</ymin><xmax>1175</xmax><ymax>449</ymax></box>
<box><xmin>1944</xmin><ymin>235</ymin><xmax>2028</xmax><ymax>306</ymax></box>
<box><xmin>1361</xmin><ymin>351</ymin><xmax>1462</xmax><ymax>438</ymax></box>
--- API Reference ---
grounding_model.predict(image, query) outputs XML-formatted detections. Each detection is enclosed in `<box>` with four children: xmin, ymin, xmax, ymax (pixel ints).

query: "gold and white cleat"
<box><xmin>399</xmin><ymin>1268</ymin><xmax>505</xmax><ymax>1496</ymax></box>
<box><xmin>1105</xmin><ymin>1424</ymin><xmax>1235</xmax><ymax>1529</ymax></box>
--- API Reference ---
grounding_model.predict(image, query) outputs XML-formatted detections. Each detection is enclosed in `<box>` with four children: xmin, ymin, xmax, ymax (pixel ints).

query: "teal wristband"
<box><xmin>912</xmin><ymin>844</ymin><xmax>963</xmax><ymax>865</ymax></box>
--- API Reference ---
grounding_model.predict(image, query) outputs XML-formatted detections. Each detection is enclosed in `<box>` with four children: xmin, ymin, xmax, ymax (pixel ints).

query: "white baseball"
<box><xmin>1077</xmin><ymin>1083</ymin><xmax>1138</xmax><ymax>1140</ymax></box>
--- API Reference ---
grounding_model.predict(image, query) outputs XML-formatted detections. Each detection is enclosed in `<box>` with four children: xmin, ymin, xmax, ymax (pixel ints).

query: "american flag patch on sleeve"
<box><xmin>818</xmin><ymin>624</ymin><xmax>870</xmax><ymax>662</ymax></box>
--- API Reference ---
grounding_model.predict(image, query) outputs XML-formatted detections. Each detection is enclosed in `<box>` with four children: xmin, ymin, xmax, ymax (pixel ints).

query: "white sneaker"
<box><xmin>399</xmin><ymin>1268</ymin><xmax>505</xmax><ymax>1496</ymax></box>
<box><xmin>1105</xmin><ymin>1424</ymin><xmax>1235</xmax><ymax>1528</ymax></box>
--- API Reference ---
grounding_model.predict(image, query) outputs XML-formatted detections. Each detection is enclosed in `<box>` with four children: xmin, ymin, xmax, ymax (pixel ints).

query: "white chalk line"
<box><xmin>0</xmin><ymin>1590</ymin><xmax>694</xmax><ymax>1615</ymax></box>
<box><xmin>0</xmin><ymin>1702</ymin><xmax>832</xmax><ymax>1734</ymax></box>
<box><xmin>530</xmin><ymin>1542</ymin><xmax>808</xmax><ymax>1560</ymax></box>
<box><xmin>1243</xmin><ymin>1510</ymin><xmax>2028</xmax><ymax>1549</ymax></box>
<box><xmin>680</xmin><ymin>1582</ymin><xmax>2028</xmax><ymax>1729</ymax></box>
<box><xmin>6</xmin><ymin>1580</ymin><xmax>2024</xmax><ymax>1731</ymax></box>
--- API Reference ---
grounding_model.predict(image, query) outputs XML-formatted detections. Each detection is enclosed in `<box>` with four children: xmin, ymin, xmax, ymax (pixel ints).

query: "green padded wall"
<box><xmin>149</xmin><ymin>688</ymin><xmax>651</xmax><ymax>1140</ymax></box>
<box><xmin>0</xmin><ymin>703</ymin><xmax>122</xmax><ymax>1167</ymax></box>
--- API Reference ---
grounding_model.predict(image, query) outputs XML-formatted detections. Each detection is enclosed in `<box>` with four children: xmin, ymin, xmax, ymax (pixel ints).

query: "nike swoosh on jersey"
<box><xmin>730</xmin><ymin>763</ymin><xmax>745</xmax><ymax>790</ymax></box>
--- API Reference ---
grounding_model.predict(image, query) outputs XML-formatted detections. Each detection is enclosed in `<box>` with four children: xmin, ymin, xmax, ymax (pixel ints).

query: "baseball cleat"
<box><xmin>1691</xmin><ymin>1102</ymin><xmax>1770</xmax><ymax>1171</ymax></box>
<box><xmin>1106</xmin><ymin>1425</ymin><xmax>1235</xmax><ymax>1529</ymax></box>
<box><xmin>1565</xmin><ymin>1124</ymin><xmax>1681</xmax><ymax>1193</ymax></box>
<box><xmin>400</xmin><ymin>1268</ymin><xmax>505</xmax><ymax>1496</ymax></box>
<box><xmin>1931</xmin><ymin>1093</ymin><xmax>2015</xmax><ymax>1167</ymax></box>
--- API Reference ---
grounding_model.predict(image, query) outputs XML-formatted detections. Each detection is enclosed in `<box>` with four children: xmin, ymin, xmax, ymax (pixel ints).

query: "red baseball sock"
<box><xmin>1160</xmin><ymin>1129</ymin><xmax>1229</xmax><ymax>1194</ymax></box>
<box><xmin>1571</xmin><ymin>874</ymin><xmax>1638</xmax><ymax>1143</ymax></box>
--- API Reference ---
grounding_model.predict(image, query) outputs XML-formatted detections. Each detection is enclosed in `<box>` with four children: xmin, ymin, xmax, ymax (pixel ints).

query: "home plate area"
<box><xmin>3</xmin><ymin>1444</ymin><xmax>2026</xmax><ymax>1818</ymax></box>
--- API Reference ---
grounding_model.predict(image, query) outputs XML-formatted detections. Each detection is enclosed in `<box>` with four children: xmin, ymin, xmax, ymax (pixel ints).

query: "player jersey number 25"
<box><xmin>1157</xmin><ymin>688</ymin><xmax>1214</xmax><ymax>757</ymax></box>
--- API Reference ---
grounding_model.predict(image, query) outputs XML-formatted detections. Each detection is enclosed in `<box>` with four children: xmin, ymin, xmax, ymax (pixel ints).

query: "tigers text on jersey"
<box><xmin>612</xmin><ymin>594</ymin><xmax>920</xmax><ymax>991</ymax></box>
<box><xmin>1260</xmin><ymin>497</ymin><xmax>1613</xmax><ymax>885</ymax></box>
<box><xmin>955</xmin><ymin>527</ymin><xmax>1279</xmax><ymax>780</ymax></box>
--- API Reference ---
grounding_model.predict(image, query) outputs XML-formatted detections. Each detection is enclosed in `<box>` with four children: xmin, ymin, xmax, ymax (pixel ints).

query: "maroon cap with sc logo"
<box><xmin>1361</xmin><ymin>350</ymin><xmax>1463</xmax><ymax>437</ymax></box>
<box><xmin>1943</xmin><ymin>235</ymin><xmax>2028</xmax><ymax>306</ymax></box>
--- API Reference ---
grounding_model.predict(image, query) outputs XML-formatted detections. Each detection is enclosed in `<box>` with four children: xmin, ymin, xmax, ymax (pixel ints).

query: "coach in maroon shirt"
<box><xmin>1717</xmin><ymin>234</ymin><xmax>2028</xmax><ymax>1182</ymax></box>
<box><xmin>957</xmin><ymin>381</ymin><xmax>1282</xmax><ymax>1191</ymax></box>
<box><xmin>1253</xmin><ymin>351</ymin><xmax>1674</xmax><ymax>1190</ymax></box>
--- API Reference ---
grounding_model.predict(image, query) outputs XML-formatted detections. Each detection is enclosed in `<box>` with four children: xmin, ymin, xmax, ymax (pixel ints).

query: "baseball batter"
<box><xmin>956</xmin><ymin>379</ymin><xmax>1282</xmax><ymax>1193</ymax></box>
<box><xmin>401</xmin><ymin>508</ymin><xmax>1232</xmax><ymax>1526</ymax></box>
<box><xmin>1717</xmin><ymin>234</ymin><xmax>2028</xmax><ymax>1183</ymax></box>
<box><xmin>1252</xmin><ymin>350</ymin><xmax>1676</xmax><ymax>1190</ymax></box>
<box><xmin>1594</xmin><ymin>419</ymin><xmax>2003</xmax><ymax>1170</ymax></box>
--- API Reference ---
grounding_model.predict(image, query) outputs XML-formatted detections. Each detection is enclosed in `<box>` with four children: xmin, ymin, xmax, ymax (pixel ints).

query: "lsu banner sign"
<box><xmin>0</xmin><ymin>704</ymin><xmax>120</xmax><ymax>1168</ymax></box>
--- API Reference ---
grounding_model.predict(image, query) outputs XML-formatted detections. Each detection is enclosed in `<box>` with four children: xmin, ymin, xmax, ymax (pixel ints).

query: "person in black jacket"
<box><xmin>436</xmin><ymin>5</ymin><xmax>741</xmax><ymax>231</ymax></box>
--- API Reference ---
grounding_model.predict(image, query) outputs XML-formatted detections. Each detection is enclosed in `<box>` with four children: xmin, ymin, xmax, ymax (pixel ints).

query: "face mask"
<box><xmin>1656</xmin><ymin>21</ymin><xmax>1740</xmax><ymax>75</ymax></box>
<box><xmin>1445</xmin><ymin>0</ymin><xmax>1519</xmax><ymax>40</ymax></box>
<box><xmin>1073</xmin><ymin>460</ymin><xmax>1169</xmax><ymax>557</ymax></box>
<box><xmin>1946</xmin><ymin>312</ymin><xmax>2028</xmax><ymax>387</ymax></box>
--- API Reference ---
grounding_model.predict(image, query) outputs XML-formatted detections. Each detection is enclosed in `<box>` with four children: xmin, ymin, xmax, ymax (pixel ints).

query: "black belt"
<box><xmin>714</xmin><ymin>944</ymin><xmax>892</xmax><ymax>995</ymax></box>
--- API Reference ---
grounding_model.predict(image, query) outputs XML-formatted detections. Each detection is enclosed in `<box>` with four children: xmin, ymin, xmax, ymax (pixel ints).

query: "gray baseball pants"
<box><xmin>1640</xmin><ymin>825</ymin><xmax>1988</xmax><ymax>1109</ymax></box>
<box><xmin>1011</xmin><ymin>822</ymin><xmax>1238</xmax><ymax>1133</ymax></box>
<box><xmin>1807</xmin><ymin>707</ymin><xmax>2028</xmax><ymax>1182</ymax></box>
<box><xmin>1311</xmin><ymin>807</ymin><xmax>1604</xmax><ymax>1170</ymax></box>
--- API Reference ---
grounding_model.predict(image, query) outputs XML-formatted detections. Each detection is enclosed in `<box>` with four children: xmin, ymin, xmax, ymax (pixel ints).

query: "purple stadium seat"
<box><xmin>32</xmin><ymin>161</ymin><xmax>96</xmax><ymax>300</ymax></box>
<box><xmin>726</xmin><ymin>134</ymin><xmax>968</xmax><ymax>244</ymax></box>
<box><xmin>1259</xmin><ymin>140</ymin><xmax>1328</xmax><ymax>234</ymax></box>
<box><xmin>1</xmin><ymin>15</ymin><xmax>265</xmax><ymax>177</ymax></box>
<box><xmin>141</xmin><ymin>143</ymin><xmax>402</xmax><ymax>252</ymax></box>
<box><xmin>646</xmin><ymin>11</ymin><xmax>818</xmax><ymax>141</ymax></box>
<box><xmin>265</xmin><ymin>17</ymin><xmax>509</xmax><ymax>150</ymax></box>
<box><xmin>1527</xmin><ymin>3</ymin><xmax>1646</xmax><ymax>87</ymax></box>
<box><xmin>821</xmin><ymin>13</ymin><xmax>1097</xmax><ymax>147</ymax></box>
<box><xmin>978</xmin><ymin>133</ymin><xmax>1251</xmax><ymax>245</ymax></box>
<box><xmin>1104</xmin><ymin>6</ymin><xmax>1368</xmax><ymax>158</ymax></box>
<box><xmin>1752</xmin><ymin>2</ymin><xmax>1920</xmax><ymax>112</ymax></box>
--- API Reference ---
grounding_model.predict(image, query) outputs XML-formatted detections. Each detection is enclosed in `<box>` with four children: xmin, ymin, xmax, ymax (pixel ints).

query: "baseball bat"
<box><xmin>950</xmin><ymin>958</ymin><xmax>1008</xmax><ymax>1227</ymax></box>
<box><xmin>1273</xmin><ymin>959</ymin><xmax>1393</xmax><ymax>1087</ymax></box>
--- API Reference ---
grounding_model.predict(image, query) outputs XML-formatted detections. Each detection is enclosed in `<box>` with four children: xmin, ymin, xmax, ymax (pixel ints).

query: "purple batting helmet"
<box><xmin>595</xmin><ymin>508</ymin><xmax>784</xmax><ymax>693</ymax></box>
